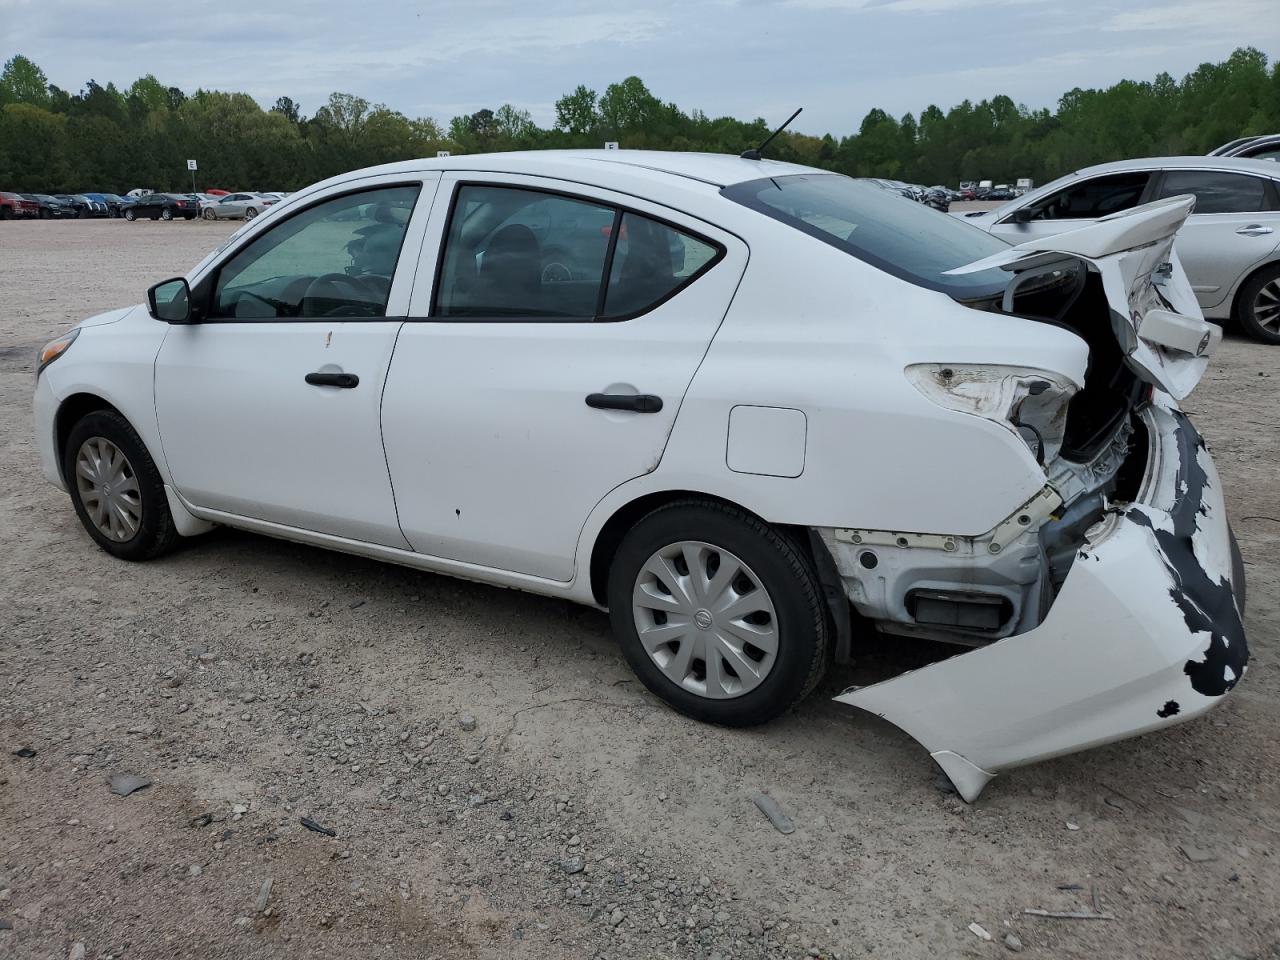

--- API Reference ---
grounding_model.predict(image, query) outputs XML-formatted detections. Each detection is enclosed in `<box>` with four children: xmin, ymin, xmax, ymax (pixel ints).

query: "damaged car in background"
<box><xmin>33</xmin><ymin>151</ymin><xmax>1247</xmax><ymax>801</ymax></box>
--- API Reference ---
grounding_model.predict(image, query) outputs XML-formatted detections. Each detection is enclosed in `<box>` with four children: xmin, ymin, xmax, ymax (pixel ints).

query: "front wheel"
<box><xmin>63</xmin><ymin>410</ymin><xmax>181</xmax><ymax>561</ymax></box>
<box><xmin>607</xmin><ymin>500</ymin><xmax>829</xmax><ymax>726</ymax></box>
<box><xmin>1236</xmin><ymin>264</ymin><xmax>1280</xmax><ymax>344</ymax></box>
<box><xmin>202</xmin><ymin>208</ymin><xmax>217</xmax><ymax>221</ymax></box>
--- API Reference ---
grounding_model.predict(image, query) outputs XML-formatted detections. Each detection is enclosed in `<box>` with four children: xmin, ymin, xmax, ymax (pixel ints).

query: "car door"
<box><xmin>380</xmin><ymin>174</ymin><xmax>747</xmax><ymax>581</ymax></box>
<box><xmin>1150</xmin><ymin>168</ymin><xmax>1280</xmax><ymax>311</ymax></box>
<box><xmin>154</xmin><ymin>175</ymin><xmax>437</xmax><ymax>545</ymax></box>
<box><xmin>989</xmin><ymin>170</ymin><xmax>1156</xmax><ymax>243</ymax></box>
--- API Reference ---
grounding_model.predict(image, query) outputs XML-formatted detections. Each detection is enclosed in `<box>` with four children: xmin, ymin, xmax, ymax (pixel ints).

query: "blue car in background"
<box><xmin>83</xmin><ymin>193</ymin><xmax>134</xmax><ymax>218</ymax></box>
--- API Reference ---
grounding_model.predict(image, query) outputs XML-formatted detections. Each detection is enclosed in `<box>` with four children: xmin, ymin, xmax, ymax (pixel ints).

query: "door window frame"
<box><xmin>1148</xmin><ymin>168</ymin><xmax>1280</xmax><ymax>215</ymax></box>
<box><xmin>187</xmin><ymin>176</ymin><xmax>437</xmax><ymax>324</ymax></box>
<box><xmin>998</xmin><ymin>170</ymin><xmax>1159</xmax><ymax>225</ymax></box>
<box><xmin>424</xmin><ymin>179</ymin><xmax>726</xmax><ymax>324</ymax></box>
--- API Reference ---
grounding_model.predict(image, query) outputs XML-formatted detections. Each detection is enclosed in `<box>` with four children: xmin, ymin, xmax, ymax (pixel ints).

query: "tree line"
<box><xmin>1</xmin><ymin>48</ymin><xmax>1278</xmax><ymax>194</ymax></box>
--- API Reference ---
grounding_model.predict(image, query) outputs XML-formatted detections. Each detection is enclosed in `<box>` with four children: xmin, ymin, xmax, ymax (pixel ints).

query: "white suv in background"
<box><xmin>960</xmin><ymin>157</ymin><xmax>1280</xmax><ymax>343</ymax></box>
<box><xmin>33</xmin><ymin>151</ymin><xmax>1247</xmax><ymax>800</ymax></box>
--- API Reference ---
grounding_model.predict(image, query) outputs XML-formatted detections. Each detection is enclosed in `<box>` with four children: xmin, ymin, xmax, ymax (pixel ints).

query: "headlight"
<box><xmin>905</xmin><ymin>363</ymin><xmax>1077</xmax><ymax>466</ymax></box>
<box><xmin>37</xmin><ymin>327</ymin><xmax>80</xmax><ymax>377</ymax></box>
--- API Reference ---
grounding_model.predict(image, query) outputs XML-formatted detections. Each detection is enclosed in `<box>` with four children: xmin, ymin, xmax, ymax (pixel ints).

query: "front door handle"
<box><xmin>1236</xmin><ymin>224</ymin><xmax>1275</xmax><ymax>236</ymax></box>
<box><xmin>305</xmin><ymin>371</ymin><xmax>359</xmax><ymax>388</ymax></box>
<box><xmin>586</xmin><ymin>393</ymin><xmax>663</xmax><ymax>413</ymax></box>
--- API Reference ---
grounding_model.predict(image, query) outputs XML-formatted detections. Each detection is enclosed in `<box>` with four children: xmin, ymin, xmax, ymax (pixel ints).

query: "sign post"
<box><xmin>186</xmin><ymin>159</ymin><xmax>198</xmax><ymax>193</ymax></box>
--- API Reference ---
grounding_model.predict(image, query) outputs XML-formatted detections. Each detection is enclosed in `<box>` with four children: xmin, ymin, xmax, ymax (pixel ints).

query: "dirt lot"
<box><xmin>1</xmin><ymin>219</ymin><xmax>1278</xmax><ymax>960</ymax></box>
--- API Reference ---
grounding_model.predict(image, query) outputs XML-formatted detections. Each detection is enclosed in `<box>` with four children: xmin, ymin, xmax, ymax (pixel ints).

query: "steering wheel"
<box><xmin>300</xmin><ymin>273</ymin><xmax>381</xmax><ymax>317</ymax></box>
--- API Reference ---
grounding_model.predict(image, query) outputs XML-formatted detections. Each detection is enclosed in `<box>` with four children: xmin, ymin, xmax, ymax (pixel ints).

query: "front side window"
<box><xmin>433</xmin><ymin>184</ymin><xmax>721</xmax><ymax>320</ymax></box>
<box><xmin>211</xmin><ymin>185</ymin><xmax>420</xmax><ymax>320</ymax></box>
<box><xmin>1156</xmin><ymin>170</ymin><xmax>1271</xmax><ymax>214</ymax></box>
<box><xmin>722</xmin><ymin>173</ymin><xmax>1012</xmax><ymax>300</ymax></box>
<box><xmin>1025</xmin><ymin>172</ymin><xmax>1151</xmax><ymax>221</ymax></box>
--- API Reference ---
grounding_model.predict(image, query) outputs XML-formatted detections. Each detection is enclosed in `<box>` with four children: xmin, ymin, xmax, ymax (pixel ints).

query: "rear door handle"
<box><xmin>585</xmin><ymin>393</ymin><xmax>663</xmax><ymax>413</ymax></box>
<box><xmin>1236</xmin><ymin>224</ymin><xmax>1274</xmax><ymax>236</ymax></box>
<box><xmin>305</xmin><ymin>371</ymin><xmax>359</xmax><ymax>388</ymax></box>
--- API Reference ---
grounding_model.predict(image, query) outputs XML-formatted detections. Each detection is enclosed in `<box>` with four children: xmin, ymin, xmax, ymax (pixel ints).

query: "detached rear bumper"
<box><xmin>836</xmin><ymin>397</ymin><xmax>1247</xmax><ymax>801</ymax></box>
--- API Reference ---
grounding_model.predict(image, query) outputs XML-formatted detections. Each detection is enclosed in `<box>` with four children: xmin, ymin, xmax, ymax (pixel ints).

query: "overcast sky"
<box><xmin>4</xmin><ymin>0</ymin><xmax>1278</xmax><ymax>135</ymax></box>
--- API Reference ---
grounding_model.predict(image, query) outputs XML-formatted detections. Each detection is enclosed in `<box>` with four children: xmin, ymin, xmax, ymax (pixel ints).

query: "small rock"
<box><xmin>968</xmin><ymin>921</ymin><xmax>992</xmax><ymax>941</ymax></box>
<box><xmin>11</xmin><ymin>748</ymin><xmax>36</xmax><ymax>759</ymax></box>
<box><xmin>1180</xmin><ymin>843</ymin><xmax>1216</xmax><ymax>863</ymax></box>
<box><xmin>231</xmin><ymin>804</ymin><xmax>249</xmax><ymax>816</ymax></box>
<box><xmin>561</xmin><ymin>857</ymin><xmax>584</xmax><ymax>875</ymax></box>
<box><xmin>188</xmin><ymin>864</ymin><xmax>203</xmax><ymax>877</ymax></box>
<box><xmin>1065</xmin><ymin>821</ymin><xmax>1081</xmax><ymax>831</ymax></box>
<box><xmin>1004</xmin><ymin>932</ymin><xmax>1024</xmax><ymax>952</ymax></box>
<box><xmin>109</xmin><ymin>773</ymin><xmax>152</xmax><ymax>797</ymax></box>
<box><xmin>751</xmin><ymin>792</ymin><xmax>795</xmax><ymax>835</ymax></box>
<box><xmin>69</xmin><ymin>944</ymin><xmax>85</xmax><ymax>960</ymax></box>
<box><xmin>458</xmin><ymin>714</ymin><xmax>477</xmax><ymax>732</ymax></box>
<box><xmin>567</xmin><ymin>834</ymin><xmax>581</xmax><ymax>847</ymax></box>
<box><xmin>610</xmin><ymin>908</ymin><xmax>624</xmax><ymax>926</ymax></box>
<box><xmin>256</xmin><ymin>878</ymin><xmax>273</xmax><ymax>913</ymax></box>
<box><xmin>0</xmin><ymin>919</ymin><xmax>12</xmax><ymax>930</ymax></box>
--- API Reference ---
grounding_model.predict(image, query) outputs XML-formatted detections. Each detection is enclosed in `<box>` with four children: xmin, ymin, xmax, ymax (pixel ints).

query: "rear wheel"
<box><xmin>160</xmin><ymin>207</ymin><xmax>174</xmax><ymax>221</ymax></box>
<box><xmin>1236</xmin><ymin>263</ymin><xmax>1280</xmax><ymax>344</ymax></box>
<box><xmin>607</xmin><ymin>500</ymin><xmax>829</xmax><ymax>726</ymax></box>
<box><xmin>0</xmin><ymin>207</ymin><xmax>10</xmax><ymax>220</ymax></box>
<box><xmin>245</xmin><ymin>207</ymin><xmax>258</xmax><ymax>220</ymax></box>
<box><xmin>123</xmin><ymin>208</ymin><xmax>136</xmax><ymax>221</ymax></box>
<box><xmin>63</xmin><ymin>410</ymin><xmax>180</xmax><ymax>561</ymax></box>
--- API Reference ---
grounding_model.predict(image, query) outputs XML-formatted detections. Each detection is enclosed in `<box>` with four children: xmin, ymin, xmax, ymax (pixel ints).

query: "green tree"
<box><xmin>0</xmin><ymin>54</ymin><xmax>50</xmax><ymax>107</ymax></box>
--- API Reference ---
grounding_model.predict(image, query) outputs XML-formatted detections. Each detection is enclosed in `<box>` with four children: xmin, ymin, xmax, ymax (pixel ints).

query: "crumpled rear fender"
<box><xmin>835</xmin><ymin>399</ymin><xmax>1247</xmax><ymax>801</ymax></box>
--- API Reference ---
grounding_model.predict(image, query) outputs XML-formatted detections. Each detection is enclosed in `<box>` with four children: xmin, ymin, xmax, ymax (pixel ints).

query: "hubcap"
<box><xmin>631</xmin><ymin>541</ymin><xmax>779</xmax><ymax>699</ymax></box>
<box><xmin>1254</xmin><ymin>279</ymin><xmax>1280</xmax><ymax>334</ymax></box>
<box><xmin>75</xmin><ymin>437</ymin><xmax>142</xmax><ymax>541</ymax></box>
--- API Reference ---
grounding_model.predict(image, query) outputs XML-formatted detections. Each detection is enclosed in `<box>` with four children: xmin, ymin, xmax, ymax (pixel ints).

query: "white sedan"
<box><xmin>33</xmin><ymin>151</ymin><xmax>1247</xmax><ymax>800</ymax></box>
<box><xmin>959</xmin><ymin>156</ymin><xmax>1280</xmax><ymax>343</ymax></box>
<box><xmin>200</xmin><ymin>192</ymin><xmax>277</xmax><ymax>221</ymax></box>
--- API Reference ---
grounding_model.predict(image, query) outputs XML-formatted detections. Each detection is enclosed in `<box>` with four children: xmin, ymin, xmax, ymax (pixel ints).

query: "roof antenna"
<box><xmin>740</xmin><ymin>108</ymin><xmax>802</xmax><ymax>161</ymax></box>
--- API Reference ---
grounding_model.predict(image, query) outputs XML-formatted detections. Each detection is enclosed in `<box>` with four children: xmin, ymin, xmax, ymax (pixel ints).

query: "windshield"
<box><xmin>722</xmin><ymin>173</ymin><xmax>1013</xmax><ymax>300</ymax></box>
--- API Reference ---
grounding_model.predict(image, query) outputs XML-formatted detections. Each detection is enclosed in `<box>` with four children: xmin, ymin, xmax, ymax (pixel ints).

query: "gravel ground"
<box><xmin>1</xmin><ymin>218</ymin><xmax>1278</xmax><ymax>960</ymax></box>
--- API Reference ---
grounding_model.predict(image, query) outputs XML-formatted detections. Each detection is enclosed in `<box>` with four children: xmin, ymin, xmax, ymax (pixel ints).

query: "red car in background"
<box><xmin>1</xmin><ymin>192</ymin><xmax>40</xmax><ymax>218</ymax></box>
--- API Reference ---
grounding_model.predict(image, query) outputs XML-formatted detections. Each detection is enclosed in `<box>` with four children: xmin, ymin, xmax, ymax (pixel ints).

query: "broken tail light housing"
<box><xmin>905</xmin><ymin>363</ymin><xmax>1078</xmax><ymax>466</ymax></box>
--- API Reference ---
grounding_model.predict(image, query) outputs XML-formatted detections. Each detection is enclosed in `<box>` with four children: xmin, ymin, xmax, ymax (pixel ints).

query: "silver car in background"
<box><xmin>200</xmin><ymin>192</ymin><xmax>277</xmax><ymax>221</ymax></box>
<box><xmin>960</xmin><ymin>157</ymin><xmax>1280</xmax><ymax>343</ymax></box>
<box><xmin>1210</xmin><ymin>135</ymin><xmax>1280</xmax><ymax>162</ymax></box>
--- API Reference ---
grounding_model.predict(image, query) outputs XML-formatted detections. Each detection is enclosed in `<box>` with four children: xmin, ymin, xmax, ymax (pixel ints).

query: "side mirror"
<box><xmin>1010</xmin><ymin>207</ymin><xmax>1033</xmax><ymax>223</ymax></box>
<box><xmin>147</xmin><ymin>277</ymin><xmax>193</xmax><ymax>323</ymax></box>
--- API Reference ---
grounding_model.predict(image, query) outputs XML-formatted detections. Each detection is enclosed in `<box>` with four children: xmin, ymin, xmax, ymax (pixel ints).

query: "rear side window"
<box><xmin>1156</xmin><ymin>170</ymin><xmax>1272</xmax><ymax>214</ymax></box>
<box><xmin>1025</xmin><ymin>172</ymin><xmax>1151</xmax><ymax>221</ymax></box>
<box><xmin>603</xmin><ymin>213</ymin><xmax>718</xmax><ymax>317</ymax></box>
<box><xmin>722</xmin><ymin>173</ymin><xmax>1012</xmax><ymax>300</ymax></box>
<box><xmin>433</xmin><ymin>184</ymin><xmax>722</xmax><ymax>320</ymax></box>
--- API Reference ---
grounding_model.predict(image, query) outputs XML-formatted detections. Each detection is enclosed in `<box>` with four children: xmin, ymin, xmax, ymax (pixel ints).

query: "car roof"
<box><xmin>328</xmin><ymin>149</ymin><xmax>823</xmax><ymax>190</ymax></box>
<box><xmin>1072</xmin><ymin>155</ymin><xmax>1280</xmax><ymax>178</ymax></box>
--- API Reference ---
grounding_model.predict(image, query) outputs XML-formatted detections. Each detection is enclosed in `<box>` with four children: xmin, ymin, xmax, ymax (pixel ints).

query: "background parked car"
<box><xmin>23</xmin><ymin>194</ymin><xmax>77</xmax><ymax>218</ymax></box>
<box><xmin>200</xmin><ymin>192</ymin><xmax>277</xmax><ymax>220</ymax></box>
<box><xmin>1210</xmin><ymin>135</ymin><xmax>1280</xmax><ymax>162</ymax></box>
<box><xmin>83</xmin><ymin>193</ymin><xmax>132</xmax><ymax>217</ymax></box>
<box><xmin>123</xmin><ymin>193</ymin><xmax>199</xmax><ymax>221</ymax></box>
<box><xmin>0</xmin><ymin>191</ymin><xmax>39</xmax><ymax>218</ymax></box>
<box><xmin>960</xmin><ymin>156</ymin><xmax>1280</xmax><ymax>343</ymax></box>
<box><xmin>56</xmin><ymin>194</ymin><xmax>111</xmax><ymax>218</ymax></box>
<box><xmin>923</xmin><ymin>186</ymin><xmax>951</xmax><ymax>212</ymax></box>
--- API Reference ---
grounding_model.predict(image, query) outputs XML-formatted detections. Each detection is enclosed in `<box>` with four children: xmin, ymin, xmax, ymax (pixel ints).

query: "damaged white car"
<box><xmin>33</xmin><ymin>152</ymin><xmax>1247</xmax><ymax>800</ymax></box>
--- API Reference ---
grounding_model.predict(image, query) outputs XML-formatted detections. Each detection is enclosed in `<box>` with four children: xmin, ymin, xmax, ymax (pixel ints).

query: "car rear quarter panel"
<box><xmin>581</xmin><ymin>224</ymin><xmax>1090</xmax><ymax>545</ymax></box>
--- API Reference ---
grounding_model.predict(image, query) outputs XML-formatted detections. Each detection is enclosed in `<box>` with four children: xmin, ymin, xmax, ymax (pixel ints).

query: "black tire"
<box><xmin>606</xmin><ymin>500</ymin><xmax>829</xmax><ymax>727</ymax></box>
<box><xmin>1235</xmin><ymin>263</ymin><xmax>1280</xmax><ymax>345</ymax></box>
<box><xmin>202</xmin><ymin>208</ymin><xmax>217</xmax><ymax>221</ymax></box>
<box><xmin>123</xmin><ymin>208</ymin><xmax>136</xmax><ymax>221</ymax></box>
<box><xmin>0</xmin><ymin>207</ymin><xmax>10</xmax><ymax>220</ymax></box>
<box><xmin>63</xmin><ymin>410</ymin><xmax>181</xmax><ymax>561</ymax></box>
<box><xmin>245</xmin><ymin>207</ymin><xmax>258</xmax><ymax>220</ymax></box>
<box><xmin>39</xmin><ymin>208</ymin><xmax>50</xmax><ymax>219</ymax></box>
<box><xmin>160</xmin><ymin>207</ymin><xmax>173</xmax><ymax>221</ymax></box>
